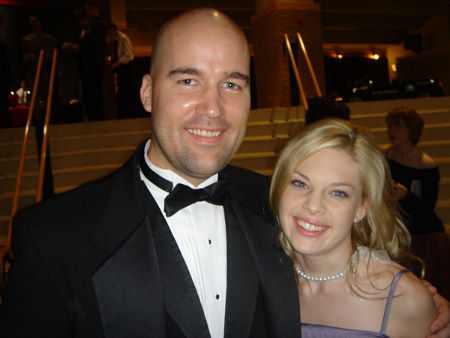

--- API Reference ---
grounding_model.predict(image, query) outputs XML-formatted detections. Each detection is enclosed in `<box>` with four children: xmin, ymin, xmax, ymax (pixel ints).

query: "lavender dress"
<box><xmin>301</xmin><ymin>269</ymin><xmax>408</xmax><ymax>338</ymax></box>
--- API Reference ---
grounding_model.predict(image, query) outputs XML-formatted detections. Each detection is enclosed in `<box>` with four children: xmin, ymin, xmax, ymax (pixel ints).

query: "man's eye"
<box><xmin>224</xmin><ymin>82</ymin><xmax>240</xmax><ymax>90</ymax></box>
<box><xmin>179</xmin><ymin>79</ymin><xmax>195</xmax><ymax>86</ymax></box>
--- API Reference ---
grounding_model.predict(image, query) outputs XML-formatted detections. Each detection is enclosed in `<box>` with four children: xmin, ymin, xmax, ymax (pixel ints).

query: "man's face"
<box><xmin>143</xmin><ymin>18</ymin><xmax>250</xmax><ymax>185</ymax></box>
<box><xmin>106</xmin><ymin>28</ymin><xmax>116</xmax><ymax>43</ymax></box>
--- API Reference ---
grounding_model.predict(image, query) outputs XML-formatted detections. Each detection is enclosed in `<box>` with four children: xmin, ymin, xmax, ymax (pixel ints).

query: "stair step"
<box><xmin>0</xmin><ymin>173</ymin><xmax>39</xmax><ymax>194</ymax></box>
<box><xmin>245</xmin><ymin>120</ymin><xmax>302</xmax><ymax>137</ymax></box>
<box><xmin>436</xmin><ymin>200</ymin><xmax>450</xmax><ymax>226</ymax></box>
<box><xmin>52</xmin><ymin>163</ymin><xmax>120</xmax><ymax>188</ymax></box>
<box><xmin>248</xmin><ymin>106</ymin><xmax>305</xmax><ymax>123</ymax></box>
<box><xmin>50</xmin><ymin>147</ymin><xmax>135</xmax><ymax>171</ymax></box>
<box><xmin>372</xmin><ymin>123</ymin><xmax>450</xmax><ymax>144</ymax></box>
<box><xmin>238</xmin><ymin>136</ymin><xmax>289</xmax><ymax>154</ymax></box>
<box><xmin>380</xmin><ymin>140</ymin><xmax>450</xmax><ymax>158</ymax></box>
<box><xmin>48</xmin><ymin>117</ymin><xmax>151</xmax><ymax>138</ymax></box>
<box><xmin>352</xmin><ymin>108</ymin><xmax>450</xmax><ymax>128</ymax></box>
<box><xmin>346</xmin><ymin>96</ymin><xmax>450</xmax><ymax>115</ymax></box>
<box><xmin>438</xmin><ymin>178</ymin><xmax>450</xmax><ymax>201</ymax></box>
<box><xmin>435</xmin><ymin>158</ymin><xmax>450</xmax><ymax>177</ymax></box>
<box><xmin>229</xmin><ymin>152</ymin><xmax>278</xmax><ymax>171</ymax></box>
<box><xmin>0</xmin><ymin>139</ymin><xmax>37</xmax><ymax>159</ymax></box>
<box><xmin>0</xmin><ymin>217</ymin><xmax>8</xmax><ymax>242</ymax></box>
<box><xmin>49</xmin><ymin>132</ymin><xmax>148</xmax><ymax>153</ymax></box>
<box><xmin>0</xmin><ymin>155</ymin><xmax>39</xmax><ymax>176</ymax></box>
<box><xmin>0</xmin><ymin>192</ymin><xmax>35</xmax><ymax>216</ymax></box>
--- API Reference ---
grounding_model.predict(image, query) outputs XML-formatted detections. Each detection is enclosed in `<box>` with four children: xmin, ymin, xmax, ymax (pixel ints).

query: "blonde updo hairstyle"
<box><xmin>269</xmin><ymin>119</ymin><xmax>412</xmax><ymax>274</ymax></box>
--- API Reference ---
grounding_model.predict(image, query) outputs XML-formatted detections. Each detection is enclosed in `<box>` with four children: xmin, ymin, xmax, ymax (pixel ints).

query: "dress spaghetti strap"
<box><xmin>380</xmin><ymin>269</ymin><xmax>409</xmax><ymax>335</ymax></box>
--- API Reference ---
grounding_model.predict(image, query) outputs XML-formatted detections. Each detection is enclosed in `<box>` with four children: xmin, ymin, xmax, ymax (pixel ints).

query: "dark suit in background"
<box><xmin>78</xmin><ymin>13</ymin><xmax>106</xmax><ymax>121</ymax></box>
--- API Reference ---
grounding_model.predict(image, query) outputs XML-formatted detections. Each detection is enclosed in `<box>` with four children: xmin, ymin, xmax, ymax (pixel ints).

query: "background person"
<box><xmin>75</xmin><ymin>6</ymin><xmax>106</xmax><ymax>121</ymax></box>
<box><xmin>20</xmin><ymin>16</ymin><xmax>56</xmax><ymax>120</ymax></box>
<box><xmin>0</xmin><ymin>12</ymin><xmax>11</xmax><ymax>128</ymax></box>
<box><xmin>304</xmin><ymin>96</ymin><xmax>350</xmax><ymax>126</ymax></box>
<box><xmin>270</xmin><ymin>119</ymin><xmax>438</xmax><ymax>337</ymax></box>
<box><xmin>383</xmin><ymin>106</ymin><xmax>450</xmax><ymax>299</ymax></box>
<box><xmin>106</xmin><ymin>22</ymin><xmax>137</xmax><ymax>119</ymax></box>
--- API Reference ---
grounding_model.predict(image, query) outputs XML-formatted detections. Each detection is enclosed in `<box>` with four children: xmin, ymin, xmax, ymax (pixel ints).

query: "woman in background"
<box><xmin>383</xmin><ymin>107</ymin><xmax>449</xmax><ymax>299</ymax></box>
<box><xmin>270</xmin><ymin>119</ymin><xmax>436</xmax><ymax>337</ymax></box>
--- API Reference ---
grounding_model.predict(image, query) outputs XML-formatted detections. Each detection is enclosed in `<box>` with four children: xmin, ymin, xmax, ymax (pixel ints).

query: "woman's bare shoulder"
<box><xmin>421</xmin><ymin>151</ymin><xmax>437</xmax><ymax>168</ymax></box>
<box><xmin>388</xmin><ymin>271</ymin><xmax>437</xmax><ymax>337</ymax></box>
<box><xmin>380</xmin><ymin>144</ymin><xmax>391</xmax><ymax>156</ymax></box>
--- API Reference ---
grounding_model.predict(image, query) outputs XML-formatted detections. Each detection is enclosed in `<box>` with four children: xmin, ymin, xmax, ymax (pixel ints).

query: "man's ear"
<box><xmin>140</xmin><ymin>74</ymin><xmax>152</xmax><ymax>113</ymax></box>
<box><xmin>354</xmin><ymin>197</ymin><xmax>369</xmax><ymax>223</ymax></box>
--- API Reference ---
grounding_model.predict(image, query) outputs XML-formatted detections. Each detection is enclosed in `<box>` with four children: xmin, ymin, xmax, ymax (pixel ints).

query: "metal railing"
<box><xmin>284</xmin><ymin>31</ymin><xmax>323</xmax><ymax>110</ymax></box>
<box><xmin>0</xmin><ymin>48</ymin><xmax>57</xmax><ymax>292</ymax></box>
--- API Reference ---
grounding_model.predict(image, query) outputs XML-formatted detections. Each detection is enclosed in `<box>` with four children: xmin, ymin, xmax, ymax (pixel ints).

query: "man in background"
<box><xmin>106</xmin><ymin>22</ymin><xmax>136</xmax><ymax>119</ymax></box>
<box><xmin>0</xmin><ymin>13</ymin><xmax>11</xmax><ymax>128</ymax></box>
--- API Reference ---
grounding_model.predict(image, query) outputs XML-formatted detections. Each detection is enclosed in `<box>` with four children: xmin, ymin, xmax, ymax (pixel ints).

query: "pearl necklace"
<box><xmin>294</xmin><ymin>265</ymin><xmax>347</xmax><ymax>282</ymax></box>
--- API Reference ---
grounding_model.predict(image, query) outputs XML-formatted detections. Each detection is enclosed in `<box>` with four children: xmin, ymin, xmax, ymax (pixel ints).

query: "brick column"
<box><xmin>251</xmin><ymin>2</ymin><xmax>325</xmax><ymax>108</ymax></box>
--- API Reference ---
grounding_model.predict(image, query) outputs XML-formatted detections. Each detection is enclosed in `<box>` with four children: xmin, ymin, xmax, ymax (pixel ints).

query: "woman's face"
<box><xmin>278</xmin><ymin>147</ymin><xmax>368</xmax><ymax>261</ymax></box>
<box><xmin>387</xmin><ymin>119</ymin><xmax>410</xmax><ymax>146</ymax></box>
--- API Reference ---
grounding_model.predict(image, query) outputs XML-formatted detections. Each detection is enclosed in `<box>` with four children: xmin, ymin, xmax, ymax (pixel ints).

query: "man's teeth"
<box><xmin>296</xmin><ymin>220</ymin><xmax>325</xmax><ymax>232</ymax></box>
<box><xmin>187</xmin><ymin>129</ymin><xmax>221</xmax><ymax>137</ymax></box>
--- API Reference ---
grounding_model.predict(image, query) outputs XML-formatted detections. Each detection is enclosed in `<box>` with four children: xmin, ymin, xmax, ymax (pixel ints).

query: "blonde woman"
<box><xmin>270</xmin><ymin>119</ymin><xmax>436</xmax><ymax>337</ymax></box>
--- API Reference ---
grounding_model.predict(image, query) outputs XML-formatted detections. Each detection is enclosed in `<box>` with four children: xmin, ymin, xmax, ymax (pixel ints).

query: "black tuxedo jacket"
<box><xmin>0</xmin><ymin>142</ymin><xmax>300</xmax><ymax>337</ymax></box>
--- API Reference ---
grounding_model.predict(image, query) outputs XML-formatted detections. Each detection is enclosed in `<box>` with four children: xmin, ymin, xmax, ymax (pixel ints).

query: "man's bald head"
<box><xmin>150</xmin><ymin>8</ymin><xmax>249</xmax><ymax>77</ymax></box>
<box><xmin>140</xmin><ymin>7</ymin><xmax>251</xmax><ymax>184</ymax></box>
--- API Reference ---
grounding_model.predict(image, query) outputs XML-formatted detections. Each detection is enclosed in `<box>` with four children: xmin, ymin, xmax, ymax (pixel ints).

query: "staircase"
<box><xmin>1</xmin><ymin>96</ymin><xmax>449</xmax><ymax>245</ymax></box>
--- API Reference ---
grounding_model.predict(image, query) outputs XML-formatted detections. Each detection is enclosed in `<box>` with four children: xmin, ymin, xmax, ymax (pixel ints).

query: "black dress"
<box><xmin>387</xmin><ymin>158</ymin><xmax>449</xmax><ymax>298</ymax></box>
<box><xmin>387</xmin><ymin>158</ymin><xmax>444</xmax><ymax>235</ymax></box>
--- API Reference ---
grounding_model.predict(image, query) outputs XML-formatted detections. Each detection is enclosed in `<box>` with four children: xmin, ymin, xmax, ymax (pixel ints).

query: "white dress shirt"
<box><xmin>140</xmin><ymin>141</ymin><xmax>227</xmax><ymax>338</ymax></box>
<box><xmin>116</xmin><ymin>30</ymin><xmax>134</xmax><ymax>65</ymax></box>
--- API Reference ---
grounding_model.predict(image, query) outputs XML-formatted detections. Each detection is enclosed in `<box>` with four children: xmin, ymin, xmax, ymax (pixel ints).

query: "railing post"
<box><xmin>284</xmin><ymin>34</ymin><xmax>309</xmax><ymax>111</ymax></box>
<box><xmin>0</xmin><ymin>49</ymin><xmax>45</xmax><ymax>292</ymax></box>
<box><xmin>36</xmin><ymin>48</ymin><xmax>58</xmax><ymax>203</ymax></box>
<box><xmin>296</xmin><ymin>32</ymin><xmax>322</xmax><ymax>98</ymax></box>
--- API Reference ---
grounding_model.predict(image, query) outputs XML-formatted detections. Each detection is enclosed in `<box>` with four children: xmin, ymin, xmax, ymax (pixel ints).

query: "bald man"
<box><xmin>0</xmin><ymin>8</ymin><xmax>299</xmax><ymax>337</ymax></box>
<box><xmin>1</xmin><ymin>8</ymin><xmax>449</xmax><ymax>338</ymax></box>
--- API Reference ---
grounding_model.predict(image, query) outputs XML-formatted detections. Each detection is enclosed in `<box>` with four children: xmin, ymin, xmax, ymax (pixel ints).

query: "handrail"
<box><xmin>296</xmin><ymin>32</ymin><xmax>322</xmax><ymax>98</ymax></box>
<box><xmin>36</xmin><ymin>48</ymin><xmax>58</xmax><ymax>203</ymax></box>
<box><xmin>0</xmin><ymin>50</ymin><xmax>44</xmax><ymax>288</ymax></box>
<box><xmin>284</xmin><ymin>34</ymin><xmax>309</xmax><ymax>111</ymax></box>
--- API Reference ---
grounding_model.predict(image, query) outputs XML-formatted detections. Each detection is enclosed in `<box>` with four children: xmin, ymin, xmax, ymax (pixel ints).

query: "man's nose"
<box><xmin>196</xmin><ymin>87</ymin><xmax>223</xmax><ymax>118</ymax></box>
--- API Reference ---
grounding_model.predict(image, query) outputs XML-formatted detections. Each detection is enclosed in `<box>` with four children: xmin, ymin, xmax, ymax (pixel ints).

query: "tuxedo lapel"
<box><xmin>90</xmin><ymin>144</ymin><xmax>167</xmax><ymax>337</ymax></box>
<box><xmin>143</xmin><ymin>188</ymin><xmax>211</xmax><ymax>338</ymax></box>
<box><xmin>228</xmin><ymin>199</ymin><xmax>302</xmax><ymax>338</ymax></box>
<box><xmin>223</xmin><ymin>199</ymin><xmax>260</xmax><ymax>338</ymax></box>
<box><xmin>91</xmin><ymin>217</ymin><xmax>166</xmax><ymax>337</ymax></box>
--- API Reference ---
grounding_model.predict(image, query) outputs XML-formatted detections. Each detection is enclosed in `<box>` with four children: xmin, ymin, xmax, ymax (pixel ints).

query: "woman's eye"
<box><xmin>332</xmin><ymin>190</ymin><xmax>348</xmax><ymax>198</ymax></box>
<box><xmin>292</xmin><ymin>180</ymin><xmax>307</xmax><ymax>189</ymax></box>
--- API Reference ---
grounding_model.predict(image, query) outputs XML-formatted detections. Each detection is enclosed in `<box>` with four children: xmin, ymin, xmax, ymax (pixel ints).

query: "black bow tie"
<box><xmin>139</xmin><ymin>153</ymin><xmax>230</xmax><ymax>217</ymax></box>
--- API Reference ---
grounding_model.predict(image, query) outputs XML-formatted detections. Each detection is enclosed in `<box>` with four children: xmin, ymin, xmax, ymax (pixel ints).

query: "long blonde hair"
<box><xmin>269</xmin><ymin>119</ymin><xmax>413</xmax><ymax>274</ymax></box>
